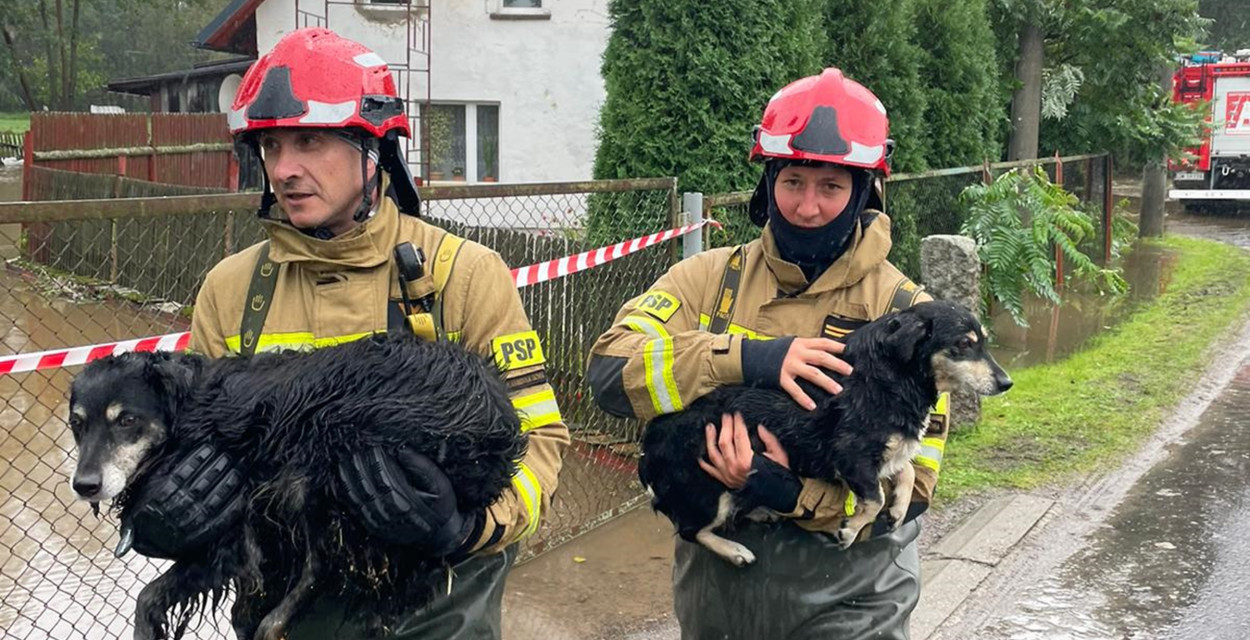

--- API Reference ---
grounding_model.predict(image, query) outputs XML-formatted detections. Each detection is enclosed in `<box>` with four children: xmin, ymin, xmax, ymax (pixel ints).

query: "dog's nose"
<box><xmin>73</xmin><ymin>474</ymin><xmax>102</xmax><ymax>499</ymax></box>
<box><xmin>996</xmin><ymin>373</ymin><xmax>1014</xmax><ymax>393</ymax></box>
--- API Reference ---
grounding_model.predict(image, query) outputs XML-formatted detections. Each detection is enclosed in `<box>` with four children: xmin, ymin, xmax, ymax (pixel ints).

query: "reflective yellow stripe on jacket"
<box><xmin>512</xmin><ymin>388</ymin><xmax>562</xmax><ymax>433</ymax></box>
<box><xmin>915</xmin><ymin>393</ymin><xmax>949</xmax><ymax>472</ymax></box>
<box><xmin>512</xmin><ymin>463</ymin><xmax>543</xmax><ymax>537</ymax></box>
<box><xmin>223</xmin><ymin>331</ymin><xmax>376</xmax><ymax>354</ymax></box>
<box><xmin>619</xmin><ymin>314</ymin><xmax>685</xmax><ymax>414</ymax></box>
<box><xmin>642</xmin><ymin>336</ymin><xmax>683</xmax><ymax>414</ymax></box>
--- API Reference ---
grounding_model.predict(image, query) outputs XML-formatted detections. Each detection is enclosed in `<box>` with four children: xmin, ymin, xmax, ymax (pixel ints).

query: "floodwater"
<box><xmin>988</xmin><ymin>243</ymin><xmax>1179</xmax><ymax>370</ymax></box>
<box><xmin>1</xmin><ymin>164</ymin><xmax>20</xmax><ymax>260</ymax></box>
<box><xmin>0</xmin><ymin>163</ymin><xmax>204</xmax><ymax>639</ymax></box>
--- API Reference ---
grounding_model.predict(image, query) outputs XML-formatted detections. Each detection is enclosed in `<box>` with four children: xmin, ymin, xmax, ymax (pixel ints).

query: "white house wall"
<box><xmin>253</xmin><ymin>0</ymin><xmax>609</xmax><ymax>187</ymax></box>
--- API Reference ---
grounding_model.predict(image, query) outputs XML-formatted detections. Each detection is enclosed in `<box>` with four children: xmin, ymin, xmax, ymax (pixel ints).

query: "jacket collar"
<box><xmin>760</xmin><ymin>210</ymin><xmax>893</xmax><ymax>296</ymax></box>
<box><xmin>263</xmin><ymin>178</ymin><xmax>403</xmax><ymax>272</ymax></box>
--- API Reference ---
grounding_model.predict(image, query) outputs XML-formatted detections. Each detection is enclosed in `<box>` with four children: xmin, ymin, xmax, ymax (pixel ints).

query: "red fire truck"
<box><xmin>1170</xmin><ymin>50</ymin><xmax>1250</xmax><ymax>209</ymax></box>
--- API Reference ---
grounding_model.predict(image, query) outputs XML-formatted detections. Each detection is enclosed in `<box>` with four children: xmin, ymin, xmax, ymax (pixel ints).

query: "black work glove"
<box><xmin>121</xmin><ymin>442</ymin><xmax>247</xmax><ymax>560</ymax></box>
<box><xmin>338</xmin><ymin>447</ymin><xmax>481</xmax><ymax>558</ymax></box>
<box><xmin>738</xmin><ymin>454</ymin><xmax>803</xmax><ymax>514</ymax></box>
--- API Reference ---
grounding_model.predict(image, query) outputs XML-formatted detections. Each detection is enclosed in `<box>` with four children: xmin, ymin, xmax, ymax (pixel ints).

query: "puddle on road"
<box><xmin>980</xmin><ymin>362</ymin><xmax>1250</xmax><ymax>639</ymax></box>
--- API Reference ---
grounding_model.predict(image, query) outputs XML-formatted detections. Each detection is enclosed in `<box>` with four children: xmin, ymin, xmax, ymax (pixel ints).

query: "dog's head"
<box><xmin>881</xmin><ymin>300</ymin><xmax>1013</xmax><ymax>397</ymax></box>
<box><xmin>67</xmin><ymin>351</ymin><xmax>199</xmax><ymax>505</ymax></box>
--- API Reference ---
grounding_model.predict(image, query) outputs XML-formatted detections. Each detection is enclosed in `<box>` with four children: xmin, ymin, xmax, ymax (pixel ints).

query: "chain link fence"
<box><xmin>702</xmin><ymin>153</ymin><xmax>1113</xmax><ymax>280</ymax></box>
<box><xmin>0</xmin><ymin>177</ymin><xmax>679</xmax><ymax>639</ymax></box>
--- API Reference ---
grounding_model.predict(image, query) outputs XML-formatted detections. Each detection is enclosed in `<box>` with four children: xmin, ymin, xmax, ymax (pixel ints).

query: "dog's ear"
<box><xmin>143</xmin><ymin>354</ymin><xmax>199</xmax><ymax>422</ymax></box>
<box><xmin>884</xmin><ymin>314</ymin><xmax>930</xmax><ymax>362</ymax></box>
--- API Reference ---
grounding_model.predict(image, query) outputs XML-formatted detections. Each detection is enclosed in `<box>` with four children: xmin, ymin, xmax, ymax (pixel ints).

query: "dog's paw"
<box><xmin>744</xmin><ymin>507</ymin><xmax>782</xmax><ymax>524</ymax></box>
<box><xmin>834</xmin><ymin>527</ymin><xmax>858</xmax><ymax>550</ymax></box>
<box><xmin>729</xmin><ymin>544</ymin><xmax>757</xmax><ymax>568</ymax></box>
<box><xmin>253</xmin><ymin>620</ymin><xmax>284</xmax><ymax>640</ymax></box>
<box><xmin>887</xmin><ymin>505</ymin><xmax>907</xmax><ymax>530</ymax></box>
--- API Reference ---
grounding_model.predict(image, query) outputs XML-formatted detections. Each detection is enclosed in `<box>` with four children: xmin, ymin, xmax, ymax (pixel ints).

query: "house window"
<box><xmin>423</xmin><ymin>103</ymin><xmax>501</xmax><ymax>183</ymax></box>
<box><xmin>492</xmin><ymin>0</ymin><xmax>550</xmax><ymax>19</ymax></box>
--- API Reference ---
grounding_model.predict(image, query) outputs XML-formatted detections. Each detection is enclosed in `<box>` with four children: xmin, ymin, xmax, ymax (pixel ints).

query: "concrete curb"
<box><xmin>911</xmin><ymin>494</ymin><xmax>1055</xmax><ymax>639</ymax></box>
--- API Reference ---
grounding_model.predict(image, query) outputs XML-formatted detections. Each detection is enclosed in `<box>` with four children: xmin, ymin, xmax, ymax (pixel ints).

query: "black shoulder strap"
<box><xmin>239</xmin><ymin>242</ymin><xmax>279</xmax><ymax>357</ymax></box>
<box><xmin>887</xmin><ymin>276</ymin><xmax>924</xmax><ymax>313</ymax></box>
<box><xmin>707</xmin><ymin>246</ymin><xmax>745</xmax><ymax>335</ymax></box>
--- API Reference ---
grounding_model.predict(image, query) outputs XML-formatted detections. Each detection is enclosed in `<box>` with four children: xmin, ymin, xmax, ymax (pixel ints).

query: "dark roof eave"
<box><xmin>106</xmin><ymin>59</ymin><xmax>256</xmax><ymax>95</ymax></box>
<box><xmin>194</xmin><ymin>0</ymin><xmax>261</xmax><ymax>55</ymax></box>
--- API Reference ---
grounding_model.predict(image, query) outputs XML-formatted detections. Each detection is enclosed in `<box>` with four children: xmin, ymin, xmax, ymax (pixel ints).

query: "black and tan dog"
<box><xmin>639</xmin><ymin>300</ymin><xmax>1012</xmax><ymax>566</ymax></box>
<box><xmin>68</xmin><ymin>334</ymin><xmax>525</xmax><ymax>640</ymax></box>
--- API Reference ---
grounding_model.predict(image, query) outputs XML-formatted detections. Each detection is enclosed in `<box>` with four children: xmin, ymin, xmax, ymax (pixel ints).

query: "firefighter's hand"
<box><xmin>338</xmin><ymin>447</ymin><xmax>480</xmax><ymax>557</ymax></box>
<box><xmin>780</xmin><ymin>337</ymin><xmax>851</xmax><ymax>410</ymax></box>
<box><xmin>124</xmin><ymin>442</ymin><xmax>247</xmax><ymax>560</ymax></box>
<box><xmin>699</xmin><ymin>413</ymin><xmax>790</xmax><ymax>487</ymax></box>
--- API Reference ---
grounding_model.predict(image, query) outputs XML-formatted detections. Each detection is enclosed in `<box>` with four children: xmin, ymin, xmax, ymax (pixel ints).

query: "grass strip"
<box><xmin>0</xmin><ymin>113</ymin><xmax>30</xmax><ymax>133</ymax></box>
<box><xmin>940</xmin><ymin>235</ymin><xmax>1250</xmax><ymax>501</ymax></box>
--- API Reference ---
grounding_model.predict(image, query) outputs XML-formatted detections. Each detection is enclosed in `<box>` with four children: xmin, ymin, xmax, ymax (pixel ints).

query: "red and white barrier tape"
<box><xmin>510</xmin><ymin>219</ymin><xmax>717</xmax><ymax>288</ymax></box>
<box><xmin>0</xmin><ymin>332</ymin><xmax>192</xmax><ymax>375</ymax></box>
<box><xmin>0</xmin><ymin>219</ymin><xmax>718</xmax><ymax>374</ymax></box>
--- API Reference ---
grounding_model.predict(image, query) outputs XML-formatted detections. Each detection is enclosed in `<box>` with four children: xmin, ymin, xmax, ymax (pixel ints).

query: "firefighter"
<box><xmin>120</xmin><ymin>28</ymin><xmax>569</xmax><ymax>639</ymax></box>
<box><xmin>588</xmin><ymin>68</ymin><xmax>948</xmax><ymax>639</ymax></box>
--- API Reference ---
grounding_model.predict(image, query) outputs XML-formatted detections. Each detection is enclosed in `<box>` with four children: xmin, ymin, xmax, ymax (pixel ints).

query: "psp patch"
<box><xmin>635</xmin><ymin>290</ymin><xmax>681</xmax><ymax>322</ymax></box>
<box><xmin>492</xmin><ymin>330</ymin><xmax>547</xmax><ymax>371</ymax></box>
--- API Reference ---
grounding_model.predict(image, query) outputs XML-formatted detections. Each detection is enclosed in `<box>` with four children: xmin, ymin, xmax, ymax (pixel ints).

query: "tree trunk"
<box><xmin>67</xmin><ymin>0</ymin><xmax>79</xmax><ymax>107</ymax></box>
<box><xmin>55</xmin><ymin>0</ymin><xmax>69</xmax><ymax>110</ymax></box>
<box><xmin>1</xmin><ymin>23</ymin><xmax>38</xmax><ymax>110</ymax></box>
<box><xmin>37</xmin><ymin>0</ymin><xmax>58</xmax><ymax>108</ymax></box>
<box><xmin>1008</xmin><ymin>21</ymin><xmax>1044</xmax><ymax>161</ymax></box>
<box><xmin>1139</xmin><ymin>64</ymin><xmax>1174</xmax><ymax>237</ymax></box>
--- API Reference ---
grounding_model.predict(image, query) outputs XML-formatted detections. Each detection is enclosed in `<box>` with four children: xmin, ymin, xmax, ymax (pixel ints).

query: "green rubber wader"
<box><xmin>673</xmin><ymin>519</ymin><xmax>921</xmax><ymax>640</ymax></box>
<box><xmin>283</xmin><ymin>544</ymin><xmax>517</xmax><ymax>640</ymax></box>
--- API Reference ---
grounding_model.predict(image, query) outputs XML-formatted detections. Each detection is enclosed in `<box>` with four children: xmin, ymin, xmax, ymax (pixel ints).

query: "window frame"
<box><xmin>421</xmin><ymin>102</ymin><xmax>501</xmax><ymax>184</ymax></box>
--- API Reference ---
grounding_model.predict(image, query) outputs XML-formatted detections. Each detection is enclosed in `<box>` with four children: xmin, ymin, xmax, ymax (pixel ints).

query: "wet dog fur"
<box><xmin>639</xmin><ymin>300</ymin><xmax>1013</xmax><ymax>566</ymax></box>
<box><xmin>67</xmin><ymin>334</ymin><xmax>526</xmax><ymax>640</ymax></box>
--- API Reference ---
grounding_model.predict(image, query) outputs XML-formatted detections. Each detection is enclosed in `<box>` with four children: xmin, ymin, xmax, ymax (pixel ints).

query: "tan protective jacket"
<box><xmin>189</xmin><ymin>194</ymin><xmax>569</xmax><ymax>554</ymax></box>
<box><xmin>588</xmin><ymin>213</ymin><xmax>947</xmax><ymax>536</ymax></box>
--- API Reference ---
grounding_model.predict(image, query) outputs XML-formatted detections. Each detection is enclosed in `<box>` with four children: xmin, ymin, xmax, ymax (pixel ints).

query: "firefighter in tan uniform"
<box><xmin>589</xmin><ymin>69</ymin><xmax>947</xmax><ymax>639</ymax></box>
<box><xmin>121</xmin><ymin>29</ymin><xmax>568</xmax><ymax>639</ymax></box>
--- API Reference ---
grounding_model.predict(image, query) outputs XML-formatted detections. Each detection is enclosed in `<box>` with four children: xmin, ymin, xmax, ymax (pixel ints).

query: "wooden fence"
<box><xmin>24</xmin><ymin>112</ymin><xmax>237</xmax><ymax>196</ymax></box>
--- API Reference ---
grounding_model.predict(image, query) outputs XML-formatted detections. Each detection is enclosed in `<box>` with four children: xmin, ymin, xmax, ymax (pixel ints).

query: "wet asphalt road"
<box><xmin>938</xmin><ymin>211</ymin><xmax>1250</xmax><ymax>640</ymax></box>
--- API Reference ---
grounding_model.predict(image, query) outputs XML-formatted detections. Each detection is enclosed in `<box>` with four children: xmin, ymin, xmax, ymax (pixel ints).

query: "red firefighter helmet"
<box><xmin>229</xmin><ymin>27</ymin><xmax>408</xmax><ymax>139</ymax></box>
<box><xmin>749</xmin><ymin>68</ymin><xmax>893</xmax><ymax>175</ymax></box>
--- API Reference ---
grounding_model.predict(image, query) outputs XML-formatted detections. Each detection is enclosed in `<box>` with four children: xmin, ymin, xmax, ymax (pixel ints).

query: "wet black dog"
<box><xmin>639</xmin><ymin>300</ymin><xmax>1012</xmax><ymax>565</ymax></box>
<box><xmin>67</xmin><ymin>334</ymin><xmax>525</xmax><ymax>640</ymax></box>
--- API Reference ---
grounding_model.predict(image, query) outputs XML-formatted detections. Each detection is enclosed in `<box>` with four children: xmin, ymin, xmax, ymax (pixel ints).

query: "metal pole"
<box><xmin>682</xmin><ymin>192</ymin><xmax>704</xmax><ymax>258</ymax></box>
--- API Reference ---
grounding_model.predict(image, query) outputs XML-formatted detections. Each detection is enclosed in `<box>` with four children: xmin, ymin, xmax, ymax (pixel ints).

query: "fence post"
<box><xmin>668</xmin><ymin>178</ymin><xmax>681</xmax><ymax>264</ymax></box>
<box><xmin>682</xmin><ymin>191</ymin><xmax>704</xmax><ymax>257</ymax></box>
<box><xmin>1053</xmin><ymin>153</ymin><xmax>1064</xmax><ymax>292</ymax></box>
<box><xmin>1103</xmin><ymin>154</ymin><xmax>1114</xmax><ymax>265</ymax></box>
